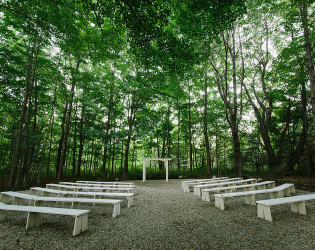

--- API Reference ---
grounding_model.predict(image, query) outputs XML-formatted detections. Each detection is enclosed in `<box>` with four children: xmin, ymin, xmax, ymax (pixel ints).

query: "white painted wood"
<box><xmin>46</xmin><ymin>183</ymin><xmax>134</xmax><ymax>193</ymax></box>
<box><xmin>181</xmin><ymin>177</ymin><xmax>228</xmax><ymax>189</ymax></box>
<box><xmin>201</xmin><ymin>181</ymin><xmax>275</xmax><ymax>202</ymax></box>
<box><xmin>0</xmin><ymin>203</ymin><xmax>89</xmax><ymax>236</ymax></box>
<box><xmin>256</xmin><ymin>194</ymin><xmax>315</xmax><ymax>222</ymax></box>
<box><xmin>184</xmin><ymin>178</ymin><xmax>242</xmax><ymax>193</ymax></box>
<box><xmin>194</xmin><ymin>179</ymin><xmax>257</xmax><ymax>196</ymax></box>
<box><xmin>141</xmin><ymin>158</ymin><xmax>172</xmax><ymax>182</ymax></box>
<box><xmin>60</xmin><ymin>182</ymin><xmax>136</xmax><ymax>189</ymax></box>
<box><xmin>2</xmin><ymin>191</ymin><xmax>122</xmax><ymax>218</ymax></box>
<box><xmin>30</xmin><ymin>187</ymin><xmax>135</xmax><ymax>208</ymax></box>
<box><xmin>77</xmin><ymin>181</ymin><xmax>134</xmax><ymax>185</ymax></box>
<box><xmin>214</xmin><ymin>184</ymin><xmax>294</xmax><ymax>210</ymax></box>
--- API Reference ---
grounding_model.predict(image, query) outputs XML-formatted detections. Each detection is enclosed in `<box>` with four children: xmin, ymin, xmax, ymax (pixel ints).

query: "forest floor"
<box><xmin>0</xmin><ymin>178</ymin><xmax>315</xmax><ymax>249</ymax></box>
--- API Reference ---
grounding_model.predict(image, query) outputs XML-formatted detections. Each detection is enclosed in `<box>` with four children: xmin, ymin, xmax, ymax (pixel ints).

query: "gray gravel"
<box><xmin>1</xmin><ymin>179</ymin><xmax>315</xmax><ymax>249</ymax></box>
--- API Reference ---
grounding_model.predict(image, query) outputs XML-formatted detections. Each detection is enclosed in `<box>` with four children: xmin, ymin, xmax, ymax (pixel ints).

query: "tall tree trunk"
<box><xmin>77</xmin><ymin>89</ymin><xmax>86</xmax><ymax>177</ymax></box>
<box><xmin>208</xmin><ymin>28</ymin><xmax>244</xmax><ymax>176</ymax></box>
<box><xmin>188</xmin><ymin>83</ymin><xmax>193</xmax><ymax>173</ymax></box>
<box><xmin>72</xmin><ymin>105</ymin><xmax>78</xmax><ymax>177</ymax></box>
<box><xmin>203</xmin><ymin>73</ymin><xmax>212</xmax><ymax>175</ymax></box>
<box><xmin>57</xmin><ymin>58</ymin><xmax>81</xmax><ymax>180</ymax></box>
<box><xmin>299</xmin><ymin>2</ymin><xmax>315</xmax><ymax>136</ymax></box>
<box><xmin>285</xmin><ymin>80</ymin><xmax>308</xmax><ymax>172</ymax></box>
<box><xmin>41</xmin><ymin>54</ymin><xmax>61</xmax><ymax>179</ymax></box>
<box><xmin>9</xmin><ymin>41</ymin><xmax>36</xmax><ymax>186</ymax></box>
<box><xmin>123</xmin><ymin>93</ymin><xmax>136</xmax><ymax>179</ymax></box>
<box><xmin>101</xmin><ymin>71</ymin><xmax>115</xmax><ymax>176</ymax></box>
<box><xmin>177</xmin><ymin>95</ymin><xmax>181</xmax><ymax>171</ymax></box>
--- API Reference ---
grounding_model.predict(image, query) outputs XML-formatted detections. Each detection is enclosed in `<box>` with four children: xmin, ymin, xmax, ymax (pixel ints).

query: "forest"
<box><xmin>0</xmin><ymin>0</ymin><xmax>314</xmax><ymax>188</ymax></box>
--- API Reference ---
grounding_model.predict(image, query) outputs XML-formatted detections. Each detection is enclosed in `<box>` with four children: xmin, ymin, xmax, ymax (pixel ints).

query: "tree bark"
<box><xmin>188</xmin><ymin>83</ymin><xmax>193</xmax><ymax>173</ymax></box>
<box><xmin>203</xmin><ymin>73</ymin><xmax>212</xmax><ymax>175</ymax></box>
<box><xmin>9</xmin><ymin>41</ymin><xmax>36</xmax><ymax>186</ymax></box>
<box><xmin>208</xmin><ymin>28</ymin><xmax>243</xmax><ymax>176</ymax></box>
<box><xmin>299</xmin><ymin>2</ymin><xmax>315</xmax><ymax>136</ymax></box>
<box><xmin>77</xmin><ymin>89</ymin><xmax>86</xmax><ymax>177</ymax></box>
<box><xmin>101</xmin><ymin>70</ymin><xmax>115</xmax><ymax>176</ymax></box>
<box><xmin>285</xmin><ymin>80</ymin><xmax>308</xmax><ymax>172</ymax></box>
<box><xmin>176</xmin><ymin>95</ymin><xmax>181</xmax><ymax>171</ymax></box>
<box><xmin>57</xmin><ymin>58</ymin><xmax>81</xmax><ymax>180</ymax></box>
<box><xmin>123</xmin><ymin>93</ymin><xmax>136</xmax><ymax>179</ymax></box>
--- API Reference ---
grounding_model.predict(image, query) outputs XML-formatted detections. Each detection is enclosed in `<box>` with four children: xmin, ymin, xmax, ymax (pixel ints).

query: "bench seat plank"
<box><xmin>0</xmin><ymin>202</ymin><xmax>89</xmax><ymax>236</ymax></box>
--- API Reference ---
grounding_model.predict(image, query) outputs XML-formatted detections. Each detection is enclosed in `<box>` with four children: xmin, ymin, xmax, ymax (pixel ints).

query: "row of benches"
<box><xmin>182</xmin><ymin>177</ymin><xmax>315</xmax><ymax>222</ymax></box>
<box><xmin>0</xmin><ymin>180</ymin><xmax>136</xmax><ymax>236</ymax></box>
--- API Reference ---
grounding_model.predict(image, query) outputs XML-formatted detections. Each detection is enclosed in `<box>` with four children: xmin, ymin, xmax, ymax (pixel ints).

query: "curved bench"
<box><xmin>201</xmin><ymin>181</ymin><xmax>275</xmax><ymax>202</ymax></box>
<box><xmin>214</xmin><ymin>183</ymin><xmax>295</xmax><ymax>210</ymax></box>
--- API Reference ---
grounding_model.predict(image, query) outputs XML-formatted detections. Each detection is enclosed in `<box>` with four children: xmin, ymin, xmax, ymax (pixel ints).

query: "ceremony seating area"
<box><xmin>182</xmin><ymin>177</ymin><xmax>315</xmax><ymax>222</ymax></box>
<box><xmin>0</xmin><ymin>181</ymin><xmax>137</xmax><ymax>236</ymax></box>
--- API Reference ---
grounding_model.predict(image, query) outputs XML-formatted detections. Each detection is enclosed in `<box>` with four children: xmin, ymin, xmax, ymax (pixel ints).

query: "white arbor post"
<box><xmin>141</xmin><ymin>158</ymin><xmax>172</xmax><ymax>182</ymax></box>
<box><xmin>165</xmin><ymin>160</ymin><xmax>169</xmax><ymax>182</ymax></box>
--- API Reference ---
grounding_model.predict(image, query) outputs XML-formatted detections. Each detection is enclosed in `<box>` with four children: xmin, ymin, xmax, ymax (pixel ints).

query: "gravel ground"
<box><xmin>1</xmin><ymin>179</ymin><xmax>315</xmax><ymax>250</ymax></box>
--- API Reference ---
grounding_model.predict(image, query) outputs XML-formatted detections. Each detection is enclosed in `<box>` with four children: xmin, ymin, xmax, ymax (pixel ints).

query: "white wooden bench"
<box><xmin>181</xmin><ymin>177</ymin><xmax>227</xmax><ymax>188</ymax></box>
<box><xmin>201</xmin><ymin>181</ymin><xmax>275</xmax><ymax>202</ymax></box>
<box><xmin>0</xmin><ymin>202</ymin><xmax>89</xmax><ymax>236</ymax></box>
<box><xmin>60</xmin><ymin>181</ymin><xmax>136</xmax><ymax>189</ymax></box>
<box><xmin>1</xmin><ymin>191</ymin><xmax>122</xmax><ymax>218</ymax></box>
<box><xmin>194</xmin><ymin>178</ymin><xmax>257</xmax><ymax>196</ymax></box>
<box><xmin>256</xmin><ymin>194</ymin><xmax>315</xmax><ymax>222</ymax></box>
<box><xmin>214</xmin><ymin>183</ymin><xmax>295</xmax><ymax>210</ymax></box>
<box><xmin>46</xmin><ymin>183</ymin><xmax>134</xmax><ymax>193</ymax></box>
<box><xmin>77</xmin><ymin>181</ymin><xmax>135</xmax><ymax>186</ymax></box>
<box><xmin>183</xmin><ymin>178</ymin><xmax>242</xmax><ymax>193</ymax></box>
<box><xmin>30</xmin><ymin>187</ymin><xmax>135</xmax><ymax>208</ymax></box>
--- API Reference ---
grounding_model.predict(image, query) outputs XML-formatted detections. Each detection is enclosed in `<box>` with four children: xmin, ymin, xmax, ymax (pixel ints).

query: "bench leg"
<box><xmin>215</xmin><ymin>197</ymin><xmax>225</xmax><ymax>210</ymax></box>
<box><xmin>194</xmin><ymin>188</ymin><xmax>201</xmax><ymax>196</ymax></box>
<box><xmin>32</xmin><ymin>200</ymin><xmax>40</xmax><ymax>206</ymax></box>
<box><xmin>1</xmin><ymin>194</ymin><xmax>11</xmax><ymax>204</ymax></box>
<box><xmin>12</xmin><ymin>197</ymin><xmax>20</xmax><ymax>205</ymax></box>
<box><xmin>257</xmin><ymin>204</ymin><xmax>273</xmax><ymax>222</ymax></box>
<box><xmin>245</xmin><ymin>194</ymin><xmax>256</xmax><ymax>205</ymax></box>
<box><xmin>113</xmin><ymin>203</ymin><xmax>121</xmax><ymax>218</ymax></box>
<box><xmin>257</xmin><ymin>204</ymin><xmax>264</xmax><ymax>218</ymax></box>
<box><xmin>291</xmin><ymin>201</ymin><xmax>306</xmax><ymax>215</ymax></box>
<box><xmin>202</xmin><ymin>192</ymin><xmax>210</xmax><ymax>202</ymax></box>
<box><xmin>257</xmin><ymin>184</ymin><xmax>266</xmax><ymax>190</ymax></box>
<box><xmin>72</xmin><ymin>202</ymin><xmax>79</xmax><ymax>209</ymax></box>
<box><xmin>0</xmin><ymin>210</ymin><xmax>6</xmax><ymax>221</ymax></box>
<box><xmin>73</xmin><ymin>214</ymin><xmax>88</xmax><ymax>236</ymax></box>
<box><xmin>283</xmin><ymin>188</ymin><xmax>291</xmax><ymax>197</ymax></box>
<box><xmin>127</xmin><ymin>197</ymin><xmax>134</xmax><ymax>208</ymax></box>
<box><xmin>26</xmin><ymin>212</ymin><xmax>43</xmax><ymax>229</ymax></box>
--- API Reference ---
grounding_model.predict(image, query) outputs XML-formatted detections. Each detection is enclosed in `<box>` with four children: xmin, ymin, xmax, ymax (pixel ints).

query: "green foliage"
<box><xmin>0</xmin><ymin>0</ymin><xmax>314</xmax><ymax>186</ymax></box>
